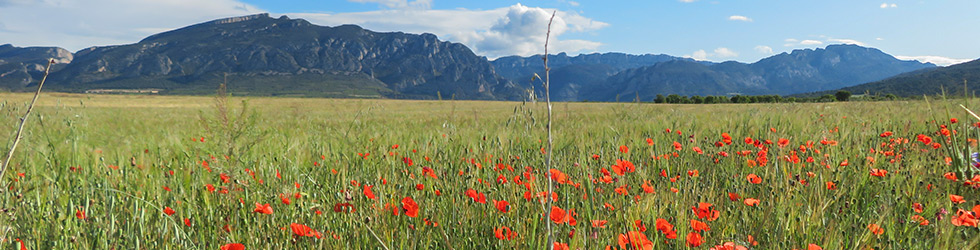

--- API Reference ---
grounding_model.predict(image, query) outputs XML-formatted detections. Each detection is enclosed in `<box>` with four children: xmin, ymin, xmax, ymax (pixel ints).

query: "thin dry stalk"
<box><xmin>543</xmin><ymin>10</ymin><xmax>557</xmax><ymax>250</ymax></box>
<box><xmin>0</xmin><ymin>59</ymin><xmax>55</xmax><ymax>182</ymax></box>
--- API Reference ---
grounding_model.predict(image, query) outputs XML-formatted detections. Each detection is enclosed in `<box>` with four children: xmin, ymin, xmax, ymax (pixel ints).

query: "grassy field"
<box><xmin>0</xmin><ymin>92</ymin><xmax>979</xmax><ymax>249</ymax></box>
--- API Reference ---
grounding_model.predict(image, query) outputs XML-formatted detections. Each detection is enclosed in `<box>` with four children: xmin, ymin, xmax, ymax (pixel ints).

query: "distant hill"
<box><xmin>491</xmin><ymin>52</ymin><xmax>693</xmax><ymax>101</ymax></box>
<box><xmin>43</xmin><ymin>13</ymin><xmax>523</xmax><ymax>99</ymax></box>
<box><xmin>826</xmin><ymin>59</ymin><xmax>980</xmax><ymax>97</ymax></box>
<box><xmin>0</xmin><ymin>14</ymin><xmax>940</xmax><ymax>101</ymax></box>
<box><xmin>587</xmin><ymin>44</ymin><xmax>936</xmax><ymax>101</ymax></box>
<box><xmin>0</xmin><ymin>44</ymin><xmax>72</xmax><ymax>90</ymax></box>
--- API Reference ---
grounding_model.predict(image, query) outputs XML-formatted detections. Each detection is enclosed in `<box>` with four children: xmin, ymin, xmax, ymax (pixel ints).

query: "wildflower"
<box><xmin>950</xmin><ymin>194</ymin><xmax>966</xmax><ymax>204</ymax></box>
<box><xmin>867</xmin><ymin>223</ymin><xmax>883</xmax><ymax>235</ymax></box>
<box><xmin>363</xmin><ymin>185</ymin><xmax>377</xmax><ymax>200</ymax></box>
<box><xmin>549</xmin><ymin>206</ymin><xmax>567</xmax><ymax>224</ymax></box>
<box><xmin>746</xmin><ymin>174</ymin><xmax>762</xmax><ymax>184</ymax></box>
<box><xmin>826</xmin><ymin>181</ymin><xmax>837</xmax><ymax>190</ymax></box>
<box><xmin>690</xmin><ymin>219</ymin><xmax>710</xmax><ymax>232</ymax></box>
<box><xmin>402</xmin><ymin>197</ymin><xmax>419</xmax><ymax>218</ymax></box>
<box><xmin>951</xmin><ymin>209</ymin><xmax>978</xmax><ymax>227</ymax></box>
<box><xmin>494</xmin><ymin>226</ymin><xmax>515</xmax><ymax>240</ymax></box>
<box><xmin>870</xmin><ymin>169</ymin><xmax>887</xmax><ymax>177</ymax></box>
<box><xmin>692</xmin><ymin>202</ymin><xmax>720</xmax><ymax>221</ymax></box>
<box><xmin>618</xmin><ymin>231</ymin><xmax>653</xmax><ymax>250</ymax></box>
<box><xmin>220</xmin><ymin>243</ymin><xmax>245</xmax><ymax>250</ymax></box>
<box><xmin>75</xmin><ymin>210</ymin><xmax>85</xmax><ymax>220</ymax></box>
<box><xmin>253</xmin><ymin>203</ymin><xmax>273</xmax><ymax>214</ymax></box>
<box><xmin>493</xmin><ymin>200</ymin><xmax>510</xmax><ymax>213</ymax></box>
<box><xmin>686</xmin><ymin>232</ymin><xmax>703</xmax><ymax>247</ymax></box>
<box><xmin>290</xmin><ymin>223</ymin><xmax>322</xmax><ymax>238</ymax></box>
<box><xmin>743</xmin><ymin>198</ymin><xmax>760</xmax><ymax>207</ymax></box>
<box><xmin>163</xmin><ymin>207</ymin><xmax>176</xmax><ymax>216</ymax></box>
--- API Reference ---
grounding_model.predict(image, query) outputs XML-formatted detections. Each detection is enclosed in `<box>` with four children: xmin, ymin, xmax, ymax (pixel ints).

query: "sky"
<box><xmin>1</xmin><ymin>0</ymin><xmax>978</xmax><ymax>66</ymax></box>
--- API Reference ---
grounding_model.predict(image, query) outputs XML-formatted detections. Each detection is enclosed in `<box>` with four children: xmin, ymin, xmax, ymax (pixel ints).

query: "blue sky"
<box><xmin>1</xmin><ymin>0</ymin><xmax>977</xmax><ymax>65</ymax></box>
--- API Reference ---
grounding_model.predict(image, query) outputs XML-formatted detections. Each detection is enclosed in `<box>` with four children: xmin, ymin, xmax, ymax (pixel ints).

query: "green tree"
<box><xmin>835</xmin><ymin>90</ymin><xmax>851</xmax><ymax>102</ymax></box>
<box><xmin>654</xmin><ymin>94</ymin><xmax>665</xmax><ymax>103</ymax></box>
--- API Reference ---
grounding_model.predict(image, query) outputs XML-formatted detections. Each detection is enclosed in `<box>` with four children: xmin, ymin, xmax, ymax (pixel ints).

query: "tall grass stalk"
<box><xmin>543</xmin><ymin>10</ymin><xmax>557</xmax><ymax>250</ymax></box>
<box><xmin>0</xmin><ymin>59</ymin><xmax>54</xmax><ymax>182</ymax></box>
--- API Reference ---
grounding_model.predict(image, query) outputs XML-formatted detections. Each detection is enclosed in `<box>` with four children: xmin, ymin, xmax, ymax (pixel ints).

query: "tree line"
<box><xmin>641</xmin><ymin>90</ymin><xmax>904</xmax><ymax>104</ymax></box>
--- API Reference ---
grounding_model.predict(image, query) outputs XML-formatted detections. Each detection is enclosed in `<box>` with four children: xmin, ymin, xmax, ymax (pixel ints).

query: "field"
<box><xmin>0</xmin><ymin>92</ymin><xmax>979</xmax><ymax>249</ymax></box>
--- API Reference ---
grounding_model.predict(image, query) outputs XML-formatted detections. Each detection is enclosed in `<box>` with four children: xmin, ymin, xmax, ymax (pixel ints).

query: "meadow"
<box><xmin>0</xmin><ymin>92</ymin><xmax>978</xmax><ymax>249</ymax></box>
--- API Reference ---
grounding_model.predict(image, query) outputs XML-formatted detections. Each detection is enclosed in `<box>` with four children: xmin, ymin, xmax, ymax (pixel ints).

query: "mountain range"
<box><xmin>0</xmin><ymin>13</ymin><xmax>952</xmax><ymax>101</ymax></box>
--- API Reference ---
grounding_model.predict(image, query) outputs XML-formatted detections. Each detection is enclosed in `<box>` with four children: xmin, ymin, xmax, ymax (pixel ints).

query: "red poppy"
<box><xmin>673</xmin><ymin>141</ymin><xmax>683</xmax><ymax>151</ymax></box>
<box><xmin>553</xmin><ymin>242</ymin><xmax>570</xmax><ymax>250</ymax></box>
<box><xmin>808</xmin><ymin>244</ymin><xmax>823</xmax><ymax>250</ymax></box>
<box><xmin>494</xmin><ymin>226</ymin><xmax>515</xmax><ymax>240</ymax></box>
<box><xmin>619</xmin><ymin>145</ymin><xmax>629</xmax><ymax>153</ymax></box>
<box><xmin>692</xmin><ymin>202</ymin><xmax>720</xmax><ymax>221</ymax></box>
<box><xmin>634</xmin><ymin>220</ymin><xmax>647</xmax><ymax>232</ymax></box>
<box><xmin>363</xmin><ymin>185</ymin><xmax>377</xmax><ymax>200</ymax></box>
<box><xmin>611</xmin><ymin>159</ymin><xmax>635</xmax><ymax>176</ymax></box>
<box><xmin>415</xmin><ymin>184</ymin><xmax>424</xmax><ymax>191</ymax></box>
<box><xmin>219</xmin><ymin>243</ymin><xmax>244</xmax><ymax>250</ymax></box>
<box><xmin>465</xmin><ymin>189</ymin><xmax>487</xmax><ymax>204</ymax></box>
<box><xmin>911</xmin><ymin>215</ymin><xmax>929</xmax><ymax>226</ymax></box>
<box><xmin>279</xmin><ymin>193</ymin><xmax>291</xmax><ymax>205</ymax></box>
<box><xmin>777</xmin><ymin>138</ymin><xmax>789</xmax><ymax>147</ymax></box>
<box><xmin>690</xmin><ymin>219</ymin><xmax>710</xmax><ymax>232</ymax></box>
<box><xmin>290</xmin><ymin>223</ymin><xmax>322</xmax><ymax>238</ymax></box>
<box><xmin>944</xmin><ymin>172</ymin><xmax>958</xmax><ymax>181</ymax></box>
<box><xmin>710</xmin><ymin>242</ymin><xmax>749</xmax><ymax>250</ymax></box>
<box><xmin>879</xmin><ymin>131</ymin><xmax>893</xmax><ymax>137</ymax></box>
<box><xmin>549</xmin><ymin>206</ymin><xmax>567</xmax><ymax>224</ymax></box>
<box><xmin>869</xmin><ymin>169</ymin><xmax>887</xmax><ymax>177</ymax></box>
<box><xmin>183</xmin><ymin>218</ymin><xmax>191</xmax><ymax>227</ymax></box>
<box><xmin>641</xmin><ymin>181</ymin><xmax>655</xmax><ymax>193</ymax></box>
<box><xmin>950</xmin><ymin>194</ymin><xmax>966</xmax><ymax>204</ymax></box>
<box><xmin>618</xmin><ymin>231</ymin><xmax>653</xmax><ymax>250</ymax></box>
<box><xmin>76</xmin><ymin>210</ymin><xmax>85</xmax><ymax>220</ymax></box>
<box><xmin>912</xmin><ymin>202</ymin><xmax>924</xmax><ymax>213</ymax></box>
<box><xmin>743</xmin><ymin>198</ymin><xmax>760</xmax><ymax>207</ymax></box>
<box><xmin>646</xmin><ymin>138</ymin><xmax>654</xmax><ymax>146</ymax></box>
<box><xmin>686</xmin><ymin>232</ymin><xmax>703</xmax><ymax>247</ymax></box>
<box><xmin>493</xmin><ymin>200</ymin><xmax>510</xmax><ymax>213</ymax></box>
<box><xmin>825</xmin><ymin>181</ymin><xmax>837</xmax><ymax>190</ymax></box>
<box><xmin>867</xmin><ymin>223</ymin><xmax>883</xmax><ymax>235</ymax></box>
<box><xmin>15</xmin><ymin>239</ymin><xmax>26</xmax><ymax>250</ymax></box>
<box><xmin>402</xmin><ymin>196</ymin><xmax>419</xmax><ymax>217</ymax></box>
<box><xmin>746</xmin><ymin>174</ymin><xmax>762</xmax><ymax>184</ymax></box>
<box><xmin>163</xmin><ymin>207</ymin><xmax>175</xmax><ymax>216</ymax></box>
<box><xmin>253</xmin><ymin>203</ymin><xmax>273</xmax><ymax>214</ymax></box>
<box><xmin>592</xmin><ymin>220</ymin><xmax>608</xmax><ymax>228</ymax></box>
<box><xmin>952</xmin><ymin>208</ymin><xmax>979</xmax><ymax>227</ymax></box>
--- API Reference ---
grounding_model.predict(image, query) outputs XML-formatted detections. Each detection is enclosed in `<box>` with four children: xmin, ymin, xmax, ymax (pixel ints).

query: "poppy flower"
<box><xmin>363</xmin><ymin>185</ymin><xmax>377</xmax><ymax>200</ymax></box>
<box><xmin>15</xmin><ymin>239</ymin><xmax>26</xmax><ymax>250</ymax></box>
<box><xmin>402</xmin><ymin>197</ymin><xmax>419</xmax><ymax>217</ymax></box>
<box><xmin>825</xmin><ymin>181</ymin><xmax>837</xmax><ymax>190</ymax></box>
<box><xmin>870</xmin><ymin>169</ymin><xmax>887</xmax><ymax>177</ymax></box>
<box><xmin>493</xmin><ymin>200</ymin><xmax>510</xmax><ymax>213</ymax></box>
<box><xmin>290</xmin><ymin>223</ymin><xmax>322</xmax><ymax>238</ymax></box>
<box><xmin>279</xmin><ymin>193</ymin><xmax>291</xmax><ymax>205</ymax></box>
<box><xmin>951</xmin><ymin>209</ymin><xmax>978</xmax><ymax>227</ymax></box>
<box><xmin>618</xmin><ymin>231</ymin><xmax>653</xmax><ymax>250</ymax></box>
<box><xmin>911</xmin><ymin>215</ymin><xmax>929</xmax><ymax>225</ymax></box>
<box><xmin>163</xmin><ymin>207</ymin><xmax>175</xmax><ymax>216</ymax></box>
<box><xmin>944</xmin><ymin>172</ymin><xmax>958</xmax><ymax>181</ymax></box>
<box><xmin>673</xmin><ymin>141</ymin><xmax>683</xmax><ymax>151</ymax></box>
<box><xmin>76</xmin><ymin>210</ymin><xmax>85</xmax><ymax>220</ymax></box>
<box><xmin>415</xmin><ymin>184</ymin><xmax>424</xmax><ymax>191</ymax></box>
<box><xmin>912</xmin><ymin>203</ymin><xmax>924</xmax><ymax>213</ymax></box>
<box><xmin>220</xmin><ymin>243</ymin><xmax>244</xmax><ymax>250</ymax></box>
<box><xmin>494</xmin><ymin>226</ymin><xmax>515</xmax><ymax>240</ymax></box>
<box><xmin>710</xmin><ymin>242</ymin><xmax>749</xmax><ymax>250</ymax></box>
<box><xmin>465</xmin><ymin>189</ymin><xmax>487</xmax><ymax>204</ymax></box>
<box><xmin>592</xmin><ymin>220</ymin><xmax>608</xmax><ymax>228</ymax></box>
<box><xmin>692</xmin><ymin>202</ymin><xmax>720</xmax><ymax>221</ymax></box>
<box><xmin>619</xmin><ymin>145</ymin><xmax>629</xmax><ymax>154</ymax></box>
<box><xmin>253</xmin><ymin>203</ymin><xmax>273</xmax><ymax>214</ymax></box>
<box><xmin>553</xmin><ymin>242</ymin><xmax>570</xmax><ymax>250</ymax></box>
<box><xmin>549</xmin><ymin>206</ymin><xmax>567</xmax><ymax>224</ymax></box>
<box><xmin>728</xmin><ymin>192</ymin><xmax>740</xmax><ymax>201</ymax></box>
<box><xmin>807</xmin><ymin>244</ymin><xmax>823</xmax><ymax>250</ymax></box>
<box><xmin>690</xmin><ymin>219</ymin><xmax>710</xmax><ymax>232</ymax></box>
<box><xmin>641</xmin><ymin>181</ymin><xmax>655</xmax><ymax>193</ymax></box>
<box><xmin>184</xmin><ymin>218</ymin><xmax>191</xmax><ymax>227</ymax></box>
<box><xmin>950</xmin><ymin>194</ymin><xmax>966</xmax><ymax>204</ymax></box>
<box><xmin>634</xmin><ymin>220</ymin><xmax>647</xmax><ymax>232</ymax></box>
<box><xmin>743</xmin><ymin>198</ymin><xmax>760</xmax><ymax>207</ymax></box>
<box><xmin>686</xmin><ymin>232</ymin><xmax>703</xmax><ymax>247</ymax></box>
<box><xmin>867</xmin><ymin>223</ymin><xmax>883</xmax><ymax>235</ymax></box>
<box><xmin>778</xmin><ymin>138</ymin><xmax>789</xmax><ymax>147</ymax></box>
<box><xmin>746</xmin><ymin>174</ymin><xmax>762</xmax><ymax>184</ymax></box>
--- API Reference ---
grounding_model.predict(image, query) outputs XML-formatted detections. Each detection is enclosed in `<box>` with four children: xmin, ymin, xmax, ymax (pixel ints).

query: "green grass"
<box><xmin>0</xmin><ymin>92</ymin><xmax>978</xmax><ymax>249</ymax></box>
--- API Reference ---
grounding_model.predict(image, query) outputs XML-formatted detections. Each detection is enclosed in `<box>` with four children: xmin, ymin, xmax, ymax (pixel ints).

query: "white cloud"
<box><xmin>754</xmin><ymin>45</ymin><xmax>773</xmax><ymax>54</ymax></box>
<box><xmin>686</xmin><ymin>49</ymin><xmax>708</xmax><ymax>61</ymax></box>
<box><xmin>876</xmin><ymin>37</ymin><xmax>884</xmax><ymax>41</ymax></box>
<box><xmin>800</xmin><ymin>40</ymin><xmax>823</xmax><ymax>45</ymax></box>
<box><xmin>349</xmin><ymin>0</ymin><xmax>432</xmax><ymax>9</ymax></box>
<box><xmin>728</xmin><ymin>15</ymin><xmax>752</xmax><ymax>22</ymax></box>
<box><xmin>685</xmin><ymin>47</ymin><xmax>737</xmax><ymax>61</ymax></box>
<box><xmin>568</xmin><ymin>1</ymin><xmax>580</xmax><ymax>7</ymax></box>
<box><xmin>784</xmin><ymin>38</ymin><xmax>799</xmax><ymax>43</ymax></box>
<box><xmin>827</xmin><ymin>38</ymin><xmax>866</xmax><ymax>46</ymax></box>
<box><xmin>0</xmin><ymin>0</ymin><xmax>262</xmax><ymax>51</ymax></box>
<box><xmin>714</xmin><ymin>47</ymin><xmax>738</xmax><ymax>58</ymax></box>
<box><xmin>895</xmin><ymin>55</ymin><xmax>972</xmax><ymax>67</ymax></box>
<box><xmin>880</xmin><ymin>3</ymin><xmax>898</xmax><ymax>8</ymax></box>
<box><xmin>289</xmin><ymin>4</ymin><xmax>608</xmax><ymax>58</ymax></box>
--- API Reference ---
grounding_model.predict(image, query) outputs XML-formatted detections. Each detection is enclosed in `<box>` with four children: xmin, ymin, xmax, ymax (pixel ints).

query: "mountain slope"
<box><xmin>0</xmin><ymin>44</ymin><xmax>73</xmax><ymax>90</ymax></box>
<box><xmin>833</xmin><ymin>59</ymin><xmax>980</xmax><ymax>96</ymax></box>
<box><xmin>47</xmin><ymin>13</ymin><xmax>521</xmax><ymax>99</ymax></box>
<box><xmin>591</xmin><ymin>44</ymin><xmax>935</xmax><ymax>101</ymax></box>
